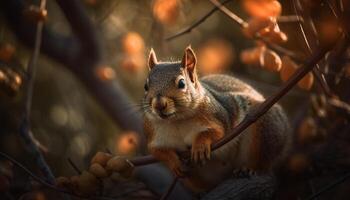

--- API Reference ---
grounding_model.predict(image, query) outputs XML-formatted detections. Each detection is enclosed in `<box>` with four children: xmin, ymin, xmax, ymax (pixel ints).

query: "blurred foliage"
<box><xmin>0</xmin><ymin>0</ymin><xmax>324</xmax><ymax>182</ymax></box>
<box><xmin>0</xmin><ymin>0</ymin><xmax>350</xmax><ymax>199</ymax></box>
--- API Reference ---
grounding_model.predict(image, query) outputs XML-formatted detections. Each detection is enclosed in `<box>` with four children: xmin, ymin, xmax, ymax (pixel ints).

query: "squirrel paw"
<box><xmin>167</xmin><ymin>159</ymin><xmax>186</xmax><ymax>177</ymax></box>
<box><xmin>191</xmin><ymin>141</ymin><xmax>211</xmax><ymax>165</ymax></box>
<box><xmin>232</xmin><ymin>168</ymin><xmax>257</xmax><ymax>178</ymax></box>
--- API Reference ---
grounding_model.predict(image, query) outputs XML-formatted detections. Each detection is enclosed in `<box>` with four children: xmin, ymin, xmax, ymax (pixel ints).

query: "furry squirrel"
<box><xmin>142</xmin><ymin>46</ymin><xmax>291</xmax><ymax>192</ymax></box>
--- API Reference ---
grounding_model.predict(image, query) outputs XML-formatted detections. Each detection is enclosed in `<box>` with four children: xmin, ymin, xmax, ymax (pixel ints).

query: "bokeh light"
<box><xmin>197</xmin><ymin>39</ymin><xmax>234</xmax><ymax>75</ymax></box>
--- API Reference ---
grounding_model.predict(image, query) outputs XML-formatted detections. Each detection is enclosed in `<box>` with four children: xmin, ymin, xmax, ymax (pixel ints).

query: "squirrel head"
<box><xmin>143</xmin><ymin>46</ymin><xmax>205</xmax><ymax>121</ymax></box>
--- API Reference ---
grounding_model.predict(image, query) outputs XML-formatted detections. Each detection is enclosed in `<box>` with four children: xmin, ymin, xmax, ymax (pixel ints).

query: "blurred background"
<box><xmin>0</xmin><ymin>0</ymin><xmax>350</xmax><ymax>199</ymax></box>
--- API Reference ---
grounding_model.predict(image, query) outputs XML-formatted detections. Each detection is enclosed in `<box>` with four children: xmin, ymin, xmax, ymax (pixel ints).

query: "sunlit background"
<box><xmin>0</xmin><ymin>0</ymin><xmax>349</xmax><ymax>199</ymax></box>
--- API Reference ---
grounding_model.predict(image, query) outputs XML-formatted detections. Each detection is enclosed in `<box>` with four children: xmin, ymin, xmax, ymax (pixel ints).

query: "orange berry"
<box><xmin>120</xmin><ymin>54</ymin><xmax>145</xmax><ymax>74</ymax></box>
<box><xmin>122</xmin><ymin>32</ymin><xmax>145</xmax><ymax>55</ymax></box>
<box><xmin>297</xmin><ymin>117</ymin><xmax>318</xmax><ymax>145</ymax></box>
<box><xmin>240</xmin><ymin>45</ymin><xmax>266</xmax><ymax>66</ymax></box>
<box><xmin>23</xmin><ymin>5</ymin><xmax>48</xmax><ymax>22</ymax></box>
<box><xmin>153</xmin><ymin>0</ymin><xmax>180</xmax><ymax>25</ymax></box>
<box><xmin>56</xmin><ymin>176</ymin><xmax>71</xmax><ymax>188</ymax></box>
<box><xmin>76</xmin><ymin>171</ymin><xmax>99</xmax><ymax>195</ymax></box>
<box><xmin>288</xmin><ymin>153</ymin><xmax>310</xmax><ymax>173</ymax></box>
<box><xmin>115</xmin><ymin>131</ymin><xmax>139</xmax><ymax>155</ymax></box>
<box><xmin>70</xmin><ymin>175</ymin><xmax>80</xmax><ymax>191</ymax></box>
<box><xmin>106</xmin><ymin>156</ymin><xmax>134</xmax><ymax>178</ymax></box>
<box><xmin>0</xmin><ymin>67</ymin><xmax>22</xmax><ymax>96</ymax></box>
<box><xmin>95</xmin><ymin>65</ymin><xmax>116</xmax><ymax>81</ymax></box>
<box><xmin>0</xmin><ymin>43</ymin><xmax>16</xmax><ymax>62</ymax></box>
<box><xmin>90</xmin><ymin>151</ymin><xmax>113</xmax><ymax>167</ymax></box>
<box><xmin>298</xmin><ymin>72</ymin><xmax>314</xmax><ymax>90</ymax></box>
<box><xmin>89</xmin><ymin>163</ymin><xmax>109</xmax><ymax>178</ymax></box>
<box><xmin>281</xmin><ymin>56</ymin><xmax>314</xmax><ymax>90</ymax></box>
<box><xmin>242</xmin><ymin>17</ymin><xmax>275</xmax><ymax>38</ymax></box>
<box><xmin>263</xmin><ymin>29</ymin><xmax>288</xmax><ymax>43</ymax></box>
<box><xmin>197</xmin><ymin>39</ymin><xmax>234</xmax><ymax>75</ymax></box>
<box><xmin>280</xmin><ymin>56</ymin><xmax>297</xmax><ymax>82</ymax></box>
<box><xmin>319</xmin><ymin>18</ymin><xmax>341</xmax><ymax>46</ymax></box>
<box><xmin>260</xmin><ymin>49</ymin><xmax>282</xmax><ymax>72</ymax></box>
<box><xmin>243</xmin><ymin>0</ymin><xmax>282</xmax><ymax>19</ymax></box>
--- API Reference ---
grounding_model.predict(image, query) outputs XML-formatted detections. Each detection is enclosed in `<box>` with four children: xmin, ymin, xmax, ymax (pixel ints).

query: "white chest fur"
<box><xmin>149</xmin><ymin>119</ymin><xmax>208</xmax><ymax>151</ymax></box>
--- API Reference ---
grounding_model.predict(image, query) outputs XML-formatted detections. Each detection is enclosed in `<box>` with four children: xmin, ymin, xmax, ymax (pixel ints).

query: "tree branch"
<box><xmin>160</xmin><ymin>176</ymin><xmax>179</xmax><ymax>200</ymax></box>
<box><xmin>67</xmin><ymin>157</ymin><xmax>82</xmax><ymax>174</ymax></box>
<box><xmin>306</xmin><ymin>172</ymin><xmax>350</xmax><ymax>200</ymax></box>
<box><xmin>18</xmin><ymin>0</ymin><xmax>56</xmax><ymax>184</ymax></box>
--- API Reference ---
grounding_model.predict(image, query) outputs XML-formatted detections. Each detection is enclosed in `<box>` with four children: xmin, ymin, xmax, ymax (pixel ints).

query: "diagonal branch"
<box><xmin>160</xmin><ymin>176</ymin><xmax>179</xmax><ymax>200</ymax></box>
<box><xmin>209</xmin><ymin>0</ymin><xmax>247</xmax><ymax>27</ymax></box>
<box><xmin>306</xmin><ymin>172</ymin><xmax>350</xmax><ymax>200</ymax></box>
<box><xmin>166</xmin><ymin>0</ymin><xmax>232</xmax><ymax>41</ymax></box>
<box><xmin>67</xmin><ymin>158</ymin><xmax>82</xmax><ymax>174</ymax></box>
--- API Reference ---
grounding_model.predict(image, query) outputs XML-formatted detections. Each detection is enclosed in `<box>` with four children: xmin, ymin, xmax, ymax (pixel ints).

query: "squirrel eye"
<box><xmin>177</xmin><ymin>78</ymin><xmax>186</xmax><ymax>89</ymax></box>
<box><xmin>144</xmin><ymin>80</ymin><xmax>149</xmax><ymax>91</ymax></box>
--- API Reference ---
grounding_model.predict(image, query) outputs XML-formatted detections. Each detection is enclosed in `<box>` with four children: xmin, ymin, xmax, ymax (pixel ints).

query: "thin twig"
<box><xmin>128</xmin><ymin>41</ymin><xmax>336</xmax><ymax>166</ymax></box>
<box><xmin>19</xmin><ymin>0</ymin><xmax>55</xmax><ymax>184</ymax></box>
<box><xmin>292</xmin><ymin>0</ymin><xmax>333</xmax><ymax>97</ymax></box>
<box><xmin>67</xmin><ymin>158</ymin><xmax>82</xmax><ymax>174</ymax></box>
<box><xmin>336</xmin><ymin>0</ymin><xmax>344</xmax><ymax>13</ymax></box>
<box><xmin>277</xmin><ymin>15</ymin><xmax>304</xmax><ymax>23</ymax></box>
<box><xmin>209</xmin><ymin>0</ymin><xmax>247</xmax><ymax>27</ymax></box>
<box><xmin>166</xmin><ymin>0</ymin><xmax>232</xmax><ymax>41</ymax></box>
<box><xmin>209</xmin><ymin>0</ymin><xmax>303</xmax><ymax>61</ymax></box>
<box><xmin>324</xmin><ymin>0</ymin><xmax>339</xmax><ymax>19</ymax></box>
<box><xmin>160</xmin><ymin>176</ymin><xmax>179</xmax><ymax>200</ymax></box>
<box><xmin>306</xmin><ymin>172</ymin><xmax>350</xmax><ymax>200</ymax></box>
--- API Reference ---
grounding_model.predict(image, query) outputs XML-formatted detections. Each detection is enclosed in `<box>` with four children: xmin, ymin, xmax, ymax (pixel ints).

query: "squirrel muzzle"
<box><xmin>151</xmin><ymin>95</ymin><xmax>175</xmax><ymax>119</ymax></box>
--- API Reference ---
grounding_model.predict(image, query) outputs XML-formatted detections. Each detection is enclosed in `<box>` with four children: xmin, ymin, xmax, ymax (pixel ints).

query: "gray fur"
<box><xmin>143</xmin><ymin>57</ymin><xmax>291</xmax><ymax>192</ymax></box>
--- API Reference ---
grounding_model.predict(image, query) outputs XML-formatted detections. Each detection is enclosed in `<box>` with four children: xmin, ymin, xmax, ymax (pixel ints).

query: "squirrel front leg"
<box><xmin>149</xmin><ymin>148</ymin><xmax>184</xmax><ymax>177</ymax></box>
<box><xmin>191</xmin><ymin>126</ymin><xmax>224</xmax><ymax>164</ymax></box>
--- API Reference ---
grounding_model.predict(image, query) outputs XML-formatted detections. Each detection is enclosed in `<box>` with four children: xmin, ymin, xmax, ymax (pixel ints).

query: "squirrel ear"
<box><xmin>148</xmin><ymin>48</ymin><xmax>158</xmax><ymax>70</ymax></box>
<box><xmin>182</xmin><ymin>46</ymin><xmax>197</xmax><ymax>82</ymax></box>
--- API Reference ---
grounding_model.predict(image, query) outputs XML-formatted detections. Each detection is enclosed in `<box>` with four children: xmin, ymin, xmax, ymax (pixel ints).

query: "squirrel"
<box><xmin>142</xmin><ymin>46</ymin><xmax>291</xmax><ymax>193</ymax></box>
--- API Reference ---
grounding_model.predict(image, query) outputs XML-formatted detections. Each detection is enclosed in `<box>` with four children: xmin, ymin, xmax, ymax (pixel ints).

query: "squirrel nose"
<box><xmin>153</xmin><ymin>96</ymin><xmax>168</xmax><ymax>111</ymax></box>
<box><xmin>155</xmin><ymin>101</ymin><xmax>167</xmax><ymax>111</ymax></box>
